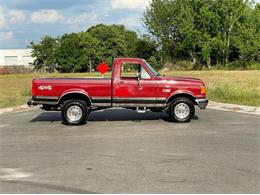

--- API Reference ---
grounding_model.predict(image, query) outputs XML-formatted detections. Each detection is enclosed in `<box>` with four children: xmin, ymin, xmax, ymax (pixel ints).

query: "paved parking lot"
<box><xmin>0</xmin><ymin>108</ymin><xmax>259</xmax><ymax>193</ymax></box>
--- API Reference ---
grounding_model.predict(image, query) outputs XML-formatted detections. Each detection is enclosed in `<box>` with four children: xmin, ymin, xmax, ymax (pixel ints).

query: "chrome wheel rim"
<box><xmin>66</xmin><ymin>105</ymin><xmax>83</xmax><ymax>122</ymax></box>
<box><xmin>174</xmin><ymin>103</ymin><xmax>190</xmax><ymax>119</ymax></box>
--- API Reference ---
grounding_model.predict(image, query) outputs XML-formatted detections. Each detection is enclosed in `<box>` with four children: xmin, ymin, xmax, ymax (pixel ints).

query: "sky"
<box><xmin>0</xmin><ymin>0</ymin><xmax>150</xmax><ymax>49</ymax></box>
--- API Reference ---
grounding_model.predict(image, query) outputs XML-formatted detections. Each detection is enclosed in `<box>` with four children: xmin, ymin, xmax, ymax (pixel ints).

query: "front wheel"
<box><xmin>62</xmin><ymin>100</ymin><xmax>88</xmax><ymax>125</ymax></box>
<box><xmin>167</xmin><ymin>97</ymin><xmax>195</xmax><ymax>123</ymax></box>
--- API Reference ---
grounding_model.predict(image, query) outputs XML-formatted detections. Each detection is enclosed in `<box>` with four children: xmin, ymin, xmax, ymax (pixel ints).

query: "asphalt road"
<box><xmin>0</xmin><ymin>108</ymin><xmax>259</xmax><ymax>193</ymax></box>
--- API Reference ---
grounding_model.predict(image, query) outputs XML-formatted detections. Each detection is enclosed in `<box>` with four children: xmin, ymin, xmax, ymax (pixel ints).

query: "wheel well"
<box><xmin>166</xmin><ymin>93</ymin><xmax>196</xmax><ymax>105</ymax></box>
<box><xmin>58</xmin><ymin>93</ymin><xmax>91</xmax><ymax>107</ymax></box>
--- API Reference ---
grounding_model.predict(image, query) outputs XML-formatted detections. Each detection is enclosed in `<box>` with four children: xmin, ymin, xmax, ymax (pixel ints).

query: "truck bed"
<box><xmin>33</xmin><ymin>77</ymin><xmax>112</xmax><ymax>101</ymax></box>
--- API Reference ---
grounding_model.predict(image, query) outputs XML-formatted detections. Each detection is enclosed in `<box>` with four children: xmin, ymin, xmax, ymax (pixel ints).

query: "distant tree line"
<box><xmin>144</xmin><ymin>0</ymin><xmax>260</xmax><ymax>69</ymax></box>
<box><xmin>30</xmin><ymin>24</ymin><xmax>159</xmax><ymax>72</ymax></box>
<box><xmin>30</xmin><ymin>0</ymin><xmax>260</xmax><ymax>72</ymax></box>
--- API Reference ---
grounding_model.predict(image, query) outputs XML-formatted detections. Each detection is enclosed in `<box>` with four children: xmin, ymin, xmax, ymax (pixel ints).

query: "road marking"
<box><xmin>0</xmin><ymin>168</ymin><xmax>31</xmax><ymax>180</ymax></box>
<box><xmin>0</xmin><ymin>124</ymin><xmax>10</xmax><ymax>128</ymax></box>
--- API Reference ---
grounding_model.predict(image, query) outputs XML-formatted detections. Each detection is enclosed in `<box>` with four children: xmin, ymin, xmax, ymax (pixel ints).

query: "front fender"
<box><xmin>166</xmin><ymin>89</ymin><xmax>195</xmax><ymax>105</ymax></box>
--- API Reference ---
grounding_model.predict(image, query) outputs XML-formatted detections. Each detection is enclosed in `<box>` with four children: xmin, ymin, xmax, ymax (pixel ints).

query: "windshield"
<box><xmin>144</xmin><ymin>61</ymin><xmax>160</xmax><ymax>77</ymax></box>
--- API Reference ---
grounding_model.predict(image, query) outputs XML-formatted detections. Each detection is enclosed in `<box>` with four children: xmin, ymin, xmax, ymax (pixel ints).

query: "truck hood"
<box><xmin>162</xmin><ymin>76</ymin><xmax>205</xmax><ymax>85</ymax></box>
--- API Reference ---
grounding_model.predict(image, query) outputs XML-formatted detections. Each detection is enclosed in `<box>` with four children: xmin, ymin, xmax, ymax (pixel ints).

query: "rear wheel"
<box><xmin>62</xmin><ymin>100</ymin><xmax>88</xmax><ymax>125</ymax></box>
<box><xmin>168</xmin><ymin>97</ymin><xmax>195</xmax><ymax>123</ymax></box>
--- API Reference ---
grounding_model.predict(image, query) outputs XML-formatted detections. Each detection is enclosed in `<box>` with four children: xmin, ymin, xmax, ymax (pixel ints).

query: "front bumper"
<box><xmin>195</xmin><ymin>98</ymin><xmax>208</xmax><ymax>109</ymax></box>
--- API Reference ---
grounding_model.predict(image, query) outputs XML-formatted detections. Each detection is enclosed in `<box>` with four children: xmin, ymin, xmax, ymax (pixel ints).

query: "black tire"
<box><xmin>167</xmin><ymin>97</ymin><xmax>195</xmax><ymax>123</ymax></box>
<box><xmin>61</xmin><ymin>100</ymin><xmax>88</xmax><ymax>125</ymax></box>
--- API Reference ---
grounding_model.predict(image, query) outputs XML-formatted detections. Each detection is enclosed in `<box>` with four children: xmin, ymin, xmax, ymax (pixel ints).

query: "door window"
<box><xmin>120</xmin><ymin>63</ymin><xmax>151</xmax><ymax>80</ymax></box>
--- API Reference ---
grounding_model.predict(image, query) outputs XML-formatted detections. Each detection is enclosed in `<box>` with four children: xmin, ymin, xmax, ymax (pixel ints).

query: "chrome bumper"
<box><xmin>27</xmin><ymin>99</ymin><xmax>37</xmax><ymax>106</ymax></box>
<box><xmin>195</xmin><ymin>98</ymin><xmax>208</xmax><ymax>109</ymax></box>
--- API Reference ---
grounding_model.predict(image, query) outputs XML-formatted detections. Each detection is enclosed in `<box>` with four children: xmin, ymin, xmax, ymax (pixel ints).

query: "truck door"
<box><xmin>113</xmin><ymin>61</ymin><xmax>158</xmax><ymax>107</ymax></box>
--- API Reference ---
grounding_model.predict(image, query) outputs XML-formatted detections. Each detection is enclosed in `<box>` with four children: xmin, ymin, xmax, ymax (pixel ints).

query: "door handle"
<box><xmin>137</xmin><ymin>80</ymin><xmax>142</xmax><ymax>89</ymax></box>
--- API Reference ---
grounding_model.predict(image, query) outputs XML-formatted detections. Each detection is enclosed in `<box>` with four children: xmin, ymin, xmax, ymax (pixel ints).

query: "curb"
<box><xmin>207</xmin><ymin>101</ymin><xmax>260</xmax><ymax>115</ymax></box>
<box><xmin>0</xmin><ymin>104</ymin><xmax>39</xmax><ymax>115</ymax></box>
<box><xmin>0</xmin><ymin>101</ymin><xmax>260</xmax><ymax>115</ymax></box>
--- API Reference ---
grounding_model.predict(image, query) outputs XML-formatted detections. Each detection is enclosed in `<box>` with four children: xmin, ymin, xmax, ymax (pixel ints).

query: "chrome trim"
<box><xmin>195</xmin><ymin>98</ymin><xmax>208</xmax><ymax>109</ymax></box>
<box><xmin>91</xmin><ymin>96</ymin><xmax>111</xmax><ymax>100</ymax></box>
<box><xmin>114</xmin><ymin>97</ymin><xmax>156</xmax><ymax>100</ymax></box>
<box><xmin>58</xmin><ymin>91</ymin><xmax>92</xmax><ymax>105</ymax></box>
<box><xmin>27</xmin><ymin>99</ymin><xmax>36</xmax><ymax>106</ymax></box>
<box><xmin>157</xmin><ymin>97</ymin><xmax>167</xmax><ymax>100</ymax></box>
<box><xmin>35</xmin><ymin>96</ymin><xmax>59</xmax><ymax>100</ymax></box>
<box><xmin>165</xmin><ymin>93</ymin><xmax>195</xmax><ymax>106</ymax></box>
<box><xmin>113</xmin><ymin>103</ymin><xmax>164</xmax><ymax>107</ymax></box>
<box><xmin>29</xmin><ymin>100</ymin><xmax>57</xmax><ymax>106</ymax></box>
<box><xmin>30</xmin><ymin>96</ymin><xmax>59</xmax><ymax>106</ymax></box>
<box><xmin>92</xmin><ymin>103</ymin><xmax>111</xmax><ymax>107</ymax></box>
<box><xmin>113</xmin><ymin>97</ymin><xmax>166</xmax><ymax>104</ymax></box>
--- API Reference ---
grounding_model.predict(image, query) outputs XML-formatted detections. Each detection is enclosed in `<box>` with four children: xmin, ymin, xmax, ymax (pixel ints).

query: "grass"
<box><xmin>163</xmin><ymin>70</ymin><xmax>260</xmax><ymax>106</ymax></box>
<box><xmin>0</xmin><ymin>70</ymin><xmax>259</xmax><ymax>108</ymax></box>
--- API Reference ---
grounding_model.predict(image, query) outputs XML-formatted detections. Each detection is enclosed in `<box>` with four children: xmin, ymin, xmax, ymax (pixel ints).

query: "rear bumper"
<box><xmin>27</xmin><ymin>99</ymin><xmax>37</xmax><ymax>106</ymax></box>
<box><xmin>195</xmin><ymin>98</ymin><xmax>208</xmax><ymax>109</ymax></box>
<box><xmin>27</xmin><ymin>96</ymin><xmax>58</xmax><ymax>106</ymax></box>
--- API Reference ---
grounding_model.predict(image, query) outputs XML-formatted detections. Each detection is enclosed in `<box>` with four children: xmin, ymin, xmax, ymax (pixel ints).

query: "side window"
<box><xmin>121</xmin><ymin>63</ymin><xmax>139</xmax><ymax>79</ymax></box>
<box><xmin>121</xmin><ymin>63</ymin><xmax>151</xmax><ymax>79</ymax></box>
<box><xmin>140</xmin><ymin>66</ymin><xmax>151</xmax><ymax>79</ymax></box>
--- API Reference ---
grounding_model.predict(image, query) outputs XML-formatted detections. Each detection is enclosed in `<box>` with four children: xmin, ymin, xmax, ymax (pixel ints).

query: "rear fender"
<box><xmin>58</xmin><ymin>89</ymin><xmax>91</xmax><ymax>105</ymax></box>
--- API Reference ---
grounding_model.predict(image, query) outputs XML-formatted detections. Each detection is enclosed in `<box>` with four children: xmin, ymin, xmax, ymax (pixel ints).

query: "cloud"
<box><xmin>0</xmin><ymin>0</ymin><xmax>89</xmax><ymax>10</ymax></box>
<box><xmin>31</xmin><ymin>9</ymin><xmax>62</xmax><ymax>23</ymax></box>
<box><xmin>0</xmin><ymin>31</ymin><xmax>13</xmax><ymax>40</ymax></box>
<box><xmin>117</xmin><ymin>17</ymin><xmax>140</xmax><ymax>27</ymax></box>
<box><xmin>0</xmin><ymin>6</ymin><xmax>26</xmax><ymax>27</ymax></box>
<box><xmin>0</xmin><ymin>6</ymin><xmax>6</xmax><ymax>27</ymax></box>
<box><xmin>67</xmin><ymin>13</ymin><xmax>98</xmax><ymax>25</ymax></box>
<box><xmin>111</xmin><ymin>0</ymin><xmax>150</xmax><ymax>10</ymax></box>
<box><xmin>9</xmin><ymin>10</ymin><xmax>26</xmax><ymax>23</ymax></box>
<box><xmin>0</xmin><ymin>0</ymin><xmax>146</xmax><ymax>49</ymax></box>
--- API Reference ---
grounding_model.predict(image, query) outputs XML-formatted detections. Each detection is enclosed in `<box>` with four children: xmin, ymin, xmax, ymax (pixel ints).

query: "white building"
<box><xmin>0</xmin><ymin>49</ymin><xmax>34</xmax><ymax>67</ymax></box>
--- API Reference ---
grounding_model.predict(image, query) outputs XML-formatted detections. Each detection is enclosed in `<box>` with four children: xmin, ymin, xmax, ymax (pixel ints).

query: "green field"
<box><xmin>0</xmin><ymin>70</ymin><xmax>259</xmax><ymax>108</ymax></box>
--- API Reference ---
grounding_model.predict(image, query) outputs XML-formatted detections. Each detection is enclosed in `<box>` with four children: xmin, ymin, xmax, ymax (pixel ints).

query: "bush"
<box><xmin>211</xmin><ymin>61</ymin><xmax>260</xmax><ymax>70</ymax></box>
<box><xmin>0</xmin><ymin>66</ymin><xmax>34</xmax><ymax>75</ymax></box>
<box><xmin>160</xmin><ymin>60</ymin><xmax>195</xmax><ymax>71</ymax></box>
<box><xmin>147</xmin><ymin>56</ymin><xmax>162</xmax><ymax>70</ymax></box>
<box><xmin>246</xmin><ymin>62</ymin><xmax>260</xmax><ymax>70</ymax></box>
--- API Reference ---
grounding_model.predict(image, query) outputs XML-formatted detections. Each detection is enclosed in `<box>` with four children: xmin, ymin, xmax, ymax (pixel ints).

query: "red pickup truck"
<box><xmin>28</xmin><ymin>58</ymin><xmax>208</xmax><ymax>125</ymax></box>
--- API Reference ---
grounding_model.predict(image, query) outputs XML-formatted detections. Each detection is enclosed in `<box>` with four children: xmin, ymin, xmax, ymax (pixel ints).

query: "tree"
<box><xmin>30</xmin><ymin>24</ymin><xmax>147</xmax><ymax>73</ymax></box>
<box><xmin>135</xmin><ymin>34</ymin><xmax>161</xmax><ymax>69</ymax></box>
<box><xmin>144</xmin><ymin>0</ymin><xmax>259</xmax><ymax>67</ymax></box>
<box><xmin>87</xmin><ymin>24</ymin><xmax>139</xmax><ymax>66</ymax></box>
<box><xmin>232</xmin><ymin>2</ymin><xmax>260</xmax><ymax>62</ymax></box>
<box><xmin>57</xmin><ymin>32</ymin><xmax>99</xmax><ymax>72</ymax></box>
<box><xmin>30</xmin><ymin>36</ymin><xmax>59</xmax><ymax>72</ymax></box>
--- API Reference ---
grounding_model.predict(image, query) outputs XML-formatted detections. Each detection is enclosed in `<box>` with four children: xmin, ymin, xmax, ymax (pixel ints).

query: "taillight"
<box><xmin>32</xmin><ymin>80</ymin><xmax>35</xmax><ymax>96</ymax></box>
